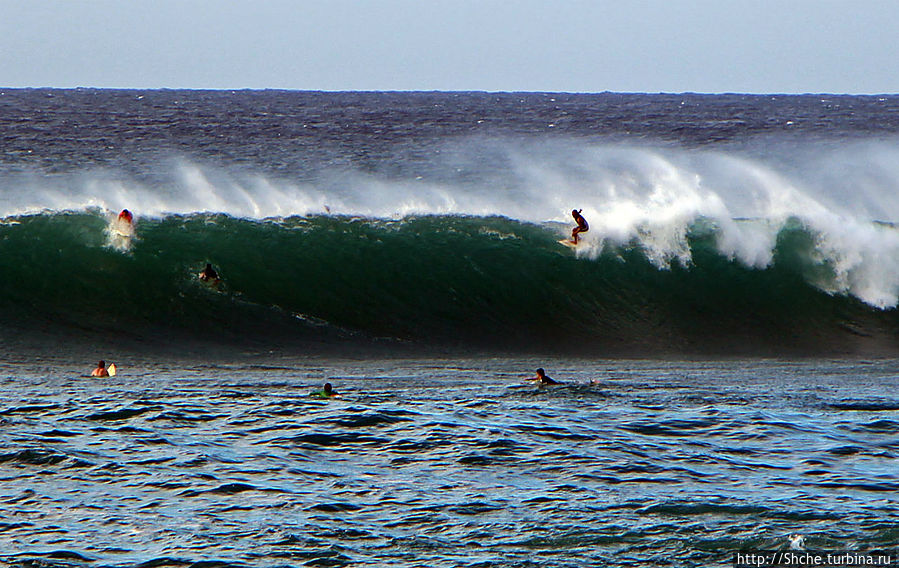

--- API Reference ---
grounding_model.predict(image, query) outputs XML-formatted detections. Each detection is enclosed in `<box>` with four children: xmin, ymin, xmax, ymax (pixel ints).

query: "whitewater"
<box><xmin>3</xmin><ymin>91</ymin><xmax>899</xmax><ymax>320</ymax></box>
<box><xmin>23</xmin><ymin>141</ymin><xmax>899</xmax><ymax>310</ymax></box>
<box><xmin>3</xmin><ymin>91</ymin><xmax>899</xmax><ymax>355</ymax></box>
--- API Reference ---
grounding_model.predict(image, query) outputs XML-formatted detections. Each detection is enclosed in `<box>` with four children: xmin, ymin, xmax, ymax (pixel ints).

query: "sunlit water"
<box><xmin>2</xmin><ymin>357</ymin><xmax>897</xmax><ymax>567</ymax></box>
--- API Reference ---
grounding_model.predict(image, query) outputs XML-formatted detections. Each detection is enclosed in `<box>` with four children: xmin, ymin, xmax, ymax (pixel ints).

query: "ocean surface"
<box><xmin>1</xmin><ymin>90</ymin><xmax>899</xmax><ymax>566</ymax></box>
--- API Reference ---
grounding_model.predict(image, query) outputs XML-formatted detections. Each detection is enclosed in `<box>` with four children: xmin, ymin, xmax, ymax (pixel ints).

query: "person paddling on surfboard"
<box><xmin>527</xmin><ymin>368</ymin><xmax>559</xmax><ymax>385</ymax></box>
<box><xmin>91</xmin><ymin>360</ymin><xmax>110</xmax><ymax>378</ymax></box>
<box><xmin>199</xmin><ymin>263</ymin><xmax>220</xmax><ymax>287</ymax></box>
<box><xmin>570</xmin><ymin>209</ymin><xmax>588</xmax><ymax>244</ymax></box>
<box><xmin>311</xmin><ymin>382</ymin><xmax>339</xmax><ymax>398</ymax></box>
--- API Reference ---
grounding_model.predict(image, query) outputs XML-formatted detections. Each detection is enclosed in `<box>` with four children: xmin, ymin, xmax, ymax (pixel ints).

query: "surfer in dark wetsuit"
<box><xmin>571</xmin><ymin>209</ymin><xmax>588</xmax><ymax>244</ymax></box>
<box><xmin>199</xmin><ymin>263</ymin><xmax>220</xmax><ymax>287</ymax></box>
<box><xmin>528</xmin><ymin>368</ymin><xmax>559</xmax><ymax>385</ymax></box>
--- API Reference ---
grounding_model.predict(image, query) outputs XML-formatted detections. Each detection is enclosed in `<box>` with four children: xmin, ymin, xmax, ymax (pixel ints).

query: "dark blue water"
<box><xmin>3</xmin><ymin>90</ymin><xmax>899</xmax><ymax>180</ymax></box>
<box><xmin>2</xmin><ymin>90</ymin><xmax>899</xmax><ymax>566</ymax></box>
<box><xmin>2</xmin><ymin>357</ymin><xmax>898</xmax><ymax>567</ymax></box>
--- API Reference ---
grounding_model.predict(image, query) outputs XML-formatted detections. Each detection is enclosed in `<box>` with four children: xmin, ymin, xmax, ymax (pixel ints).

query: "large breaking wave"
<box><xmin>3</xmin><ymin>142</ymin><xmax>899</xmax><ymax>354</ymax></box>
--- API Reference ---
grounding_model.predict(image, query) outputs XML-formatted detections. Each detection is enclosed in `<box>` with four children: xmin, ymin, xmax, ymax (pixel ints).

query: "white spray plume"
<box><xmin>3</xmin><ymin>141</ymin><xmax>899</xmax><ymax>308</ymax></box>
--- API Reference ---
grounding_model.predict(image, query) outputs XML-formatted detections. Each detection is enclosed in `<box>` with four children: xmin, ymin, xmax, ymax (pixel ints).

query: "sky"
<box><xmin>3</xmin><ymin>0</ymin><xmax>899</xmax><ymax>94</ymax></box>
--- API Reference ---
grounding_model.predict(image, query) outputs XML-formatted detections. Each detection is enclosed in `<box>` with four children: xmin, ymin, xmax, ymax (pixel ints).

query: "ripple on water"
<box><xmin>0</xmin><ymin>403</ymin><xmax>63</xmax><ymax>415</ymax></box>
<box><xmin>0</xmin><ymin>448</ymin><xmax>69</xmax><ymax>466</ymax></box>
<box><xmin>85</xmin><ymin>406</ymin><xmax>160</xmax><ymax>421</ymax></box>
<box><xmin>322</xmin><ymin>409</ymin><xmax>417</xmax><ymax>428</ymax></box>
<box><xmin>1</xmin><ymin>358</ymin><xmax>898</xmax><ymax>566</ymax></box>
<box><xmin>828</xmin><ymin>400</ymin><xmax>899</xmax><ymax>411</ymax></box>
<box><xmin>287</xmin><ymin>433</ymin><xmax>392</xmax><ymax>448</ymax></box>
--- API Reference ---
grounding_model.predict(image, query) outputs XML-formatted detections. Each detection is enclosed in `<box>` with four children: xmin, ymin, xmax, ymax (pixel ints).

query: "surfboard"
<box><xmin>558</xmin><ymin>238</ymin><xmax>577</xmax><ymax>248</ymax></box>
<box><xmin>108</xmin><ymin>363</ymin><xmax>117</xmax><ymax>377</ymax></box>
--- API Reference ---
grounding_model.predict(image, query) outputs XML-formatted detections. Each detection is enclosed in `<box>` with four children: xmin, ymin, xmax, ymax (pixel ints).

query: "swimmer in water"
<box><xmin>118</xmin><ymin>209</ymin><xmax>133</xmax><ymax>224</ymax></box>
<box><xmin>312</xmin><ymin>382</ymin><xmax>339</xmax><ymax>398</ymax></box>
<box><xmin>527</xmin><ymin>368</ymin><xmax>559</xmax><ymax>385</ymax></box>
<box><xmin>91</xmin><ymin>360</ymin><xmax>110</xmax><ymax>377</ymax></box>
<box><xmin>570</xmin><ymin>209</ymin><xmax>588</xmax><ymax>244</ymax></box>
<box><xmin>199</xmin><ymin>263</ymin><xmax>220</xmax><ymax>287</ymax></box>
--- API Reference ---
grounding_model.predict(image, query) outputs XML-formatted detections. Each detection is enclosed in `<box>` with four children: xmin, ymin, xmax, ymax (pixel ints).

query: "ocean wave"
<box><xmin>0</xmin><ymin>210</ymin><xmax>896</xmax><ymax>354</ymax></box>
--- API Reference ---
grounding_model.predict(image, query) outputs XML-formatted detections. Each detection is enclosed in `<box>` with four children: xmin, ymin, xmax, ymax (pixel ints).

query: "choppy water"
<box><xmin>2</xmin><ymin>357</ymin><xmax>898</xmax><ymax>566</ymax></box>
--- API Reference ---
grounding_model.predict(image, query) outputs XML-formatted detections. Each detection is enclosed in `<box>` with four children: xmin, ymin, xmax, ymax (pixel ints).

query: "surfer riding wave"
<box><xmin>570</xmin><ymin>209</ymin><xmax>588</xmax><ymax>244</ymax></box>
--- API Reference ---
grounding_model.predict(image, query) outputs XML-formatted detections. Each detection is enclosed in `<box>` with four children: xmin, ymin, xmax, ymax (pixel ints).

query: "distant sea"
<box><xmin>1</xmin><ymin>90</ymin><xmax>898</xmax><ymax>567</ymax></box>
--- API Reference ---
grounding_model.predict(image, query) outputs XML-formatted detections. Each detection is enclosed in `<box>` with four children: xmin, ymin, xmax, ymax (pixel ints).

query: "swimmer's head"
<box><xmin>536</xmin><ymin>368</ymin><xmax>545</xmax><ymax>376</ymax></box>
<box><xmin>323</xmin><ymin>382</ymin><xmax>333</xmax><ymax>394</ymax></box>
<box><xmin>98</xmin><ymin>360</ymin><xmax>105</xmax><ymax>368</ymax></box>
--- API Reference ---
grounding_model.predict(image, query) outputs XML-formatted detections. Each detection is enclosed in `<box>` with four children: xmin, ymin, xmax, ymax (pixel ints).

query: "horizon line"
<box><xmin>2</xmin><ymin>86</ymin><xmax>897</xmax><ymax>97</ymax></box>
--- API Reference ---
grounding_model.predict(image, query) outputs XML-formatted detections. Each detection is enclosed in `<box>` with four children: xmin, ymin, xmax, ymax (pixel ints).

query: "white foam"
<box><xmin>105</xmin><ymin>213</ymin><xmax>135</xmax><ymax>252</ymax></box>
<box><xmin>3</xmin><ymin>141</ymin><xmax>899</xmax><ymax>308</ymax></box>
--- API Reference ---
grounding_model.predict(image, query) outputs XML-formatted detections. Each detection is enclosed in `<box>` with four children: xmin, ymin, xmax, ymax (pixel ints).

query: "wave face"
<box><xmin>0</xmin><ymin>211</ymin><xmax>896</xmax><ymax>355</ymax></box>
<box><xmin>3</xmin><ymin>90</ymin><xmax>899</xmax><ymax>354</ymax></box>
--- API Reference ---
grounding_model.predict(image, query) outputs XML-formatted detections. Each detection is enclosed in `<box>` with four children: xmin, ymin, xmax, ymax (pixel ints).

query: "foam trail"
<box><xmin>104</xmin><ymin>213</ymin><xmax>135</xmax><ymax>252</ymax></box>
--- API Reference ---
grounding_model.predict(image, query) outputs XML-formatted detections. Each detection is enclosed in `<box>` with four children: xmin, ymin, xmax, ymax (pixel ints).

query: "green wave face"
<box><xmin>0</xmin><ymin>212</ymin><xmax>894</xmax><ymax>355</ymax></box>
